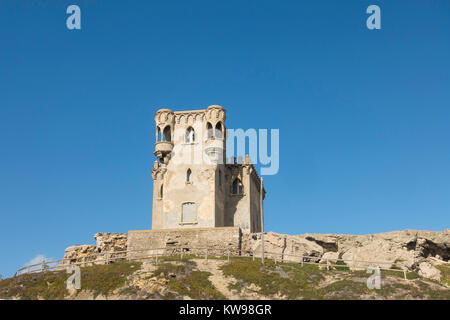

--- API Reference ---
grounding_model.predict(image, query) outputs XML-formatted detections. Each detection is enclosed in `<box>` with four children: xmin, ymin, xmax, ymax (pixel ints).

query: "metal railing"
<box><xmin>15</xmin><ymin>246</ymin><xmax>412</xmax><ymax>280</ymax></box>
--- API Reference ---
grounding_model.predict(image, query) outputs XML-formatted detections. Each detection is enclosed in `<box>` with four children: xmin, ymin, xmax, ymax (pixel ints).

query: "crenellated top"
<box><xmin>226</xmin><ymin>155</ymin><xmax>266</xmax><ymax>198</ymax></box>
<box><xmin>155</xmin><ymin>109</ymin><xmax>175</xmax><ymax>125</ymax></box>
<box><xmin>174</xmin><ymin>110</ymin><xmax>205</xmax><ymax>126</ymax></box>
<box><xmin>155</xmin><ymin>105</ymin><xmax>226</xmax><ymax>126</ymax></box>
<box><xmin>205</xmin><ymin>105</ymin><xmax>226</xmax><ymax>124</ymax></box>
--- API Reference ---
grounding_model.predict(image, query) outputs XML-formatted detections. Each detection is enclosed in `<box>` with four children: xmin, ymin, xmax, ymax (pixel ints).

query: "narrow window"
<box><xmin>186</xmin><ymin>169</ymin><xmax>192</xmax><ymax>183</ymax></box>
<box><xmin>159</xmin><ymin>184</ymin><xmax>164</xmax><ymax>198</ymax></box>
<box><xmin>232</xmin><ymin>178</ymin><xmax>243</xmax><ymax>195</ymax></box>
<box><xmin>156</xmin><ymin>126</ymin><xmax>161</xmax><ymax>141</ymax></box>
<box><xmin>215</xmin><ymin>122</ymin><xmax>223</xmax><ymax>139</ymax></box>
<box><xmin>163</xmin><ymin>126</ymin><xmax>171</xmax><ymax>142</ymax></box>
<box><xmin>207</xmin><ymin>122</ymin><xmax>213</xmax><ymax>139</ymax></box>
<box><xmin>185</xmin><ymin>127</ymin><xmax>195</xmax><ymax>143</ymax></box>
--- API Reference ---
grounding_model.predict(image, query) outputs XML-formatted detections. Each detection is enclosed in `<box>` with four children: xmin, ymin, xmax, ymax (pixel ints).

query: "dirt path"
<box><xmin>193</xmin><ymin>259</ymin><xmax>262</xmax><ymax>300</ymax></box>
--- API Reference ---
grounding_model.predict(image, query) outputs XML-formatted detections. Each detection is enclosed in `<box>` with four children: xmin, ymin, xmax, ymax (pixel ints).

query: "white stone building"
<box><xmin>150</xmin><ymin>105</ymin><xmax>265</xmax><ymax>233</ymax></box>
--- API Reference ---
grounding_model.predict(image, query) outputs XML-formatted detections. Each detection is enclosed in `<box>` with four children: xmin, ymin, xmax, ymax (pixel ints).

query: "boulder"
<box><xmin>94</xmin><ymin>232</ymin><xmax>127</xmax><ymax>253</ymax></box>
<box><xmin>418</xmin><ymin>262</ymin><xmax>441</xmax><ymax>282</ymax></box>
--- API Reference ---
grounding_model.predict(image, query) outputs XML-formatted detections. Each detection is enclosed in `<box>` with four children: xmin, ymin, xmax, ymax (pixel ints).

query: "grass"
<box><xmin>334</xmin><ymin>256</ymin><xmax>350</xmax><ymax>271</ymax></box>
<box><xmin>0</xmin><ymin>260</ymin><xmax>141</xmax><ymax>300</ymax></box>
<box><xmin>435</xmin><ymin>264</ymin><xmax>450</xmax><ymax>286</ymax></box>
<box><xmin>1</xmin><ymin>256</ymin><xmax>448</xmax><ymax>300</ymax></box>
<box><xmin>0</xmin><ymin>270</ymin><xmax>68</xmax><ymax>300</ymax></box>
<box><xmin>79</xmin><ymin>260</ymin><xmax>142</xmax><ymax>298</ymax></box>
<box><xmin>220</xmin><ymin>257</ymin><xmax>324</xmax><ymax>299</ymax></box>
<box><xmin>153</xmin><ymin>261</ymin><xmax>225</xmax><ymax>300</ymax></box>
<box><xmin>381</xmin><ymin>269</ymin><xmax>419</xmax><ymax>280</ymax></box>
<box><xmin>219</xmin><ymin>257</ymin><xmax>448</xmax><ymax>300</ymax></box>
<box><xmin>318</xmin><ymin>280</ymin><xmax>370</xmax><ymax>300</ymax></box>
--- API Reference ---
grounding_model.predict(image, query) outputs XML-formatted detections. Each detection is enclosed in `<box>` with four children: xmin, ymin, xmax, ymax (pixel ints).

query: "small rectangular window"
<box><xmin>181</xmin><ymin>202</ymin><xmax>197</xmax><ymax>224</ymax></box>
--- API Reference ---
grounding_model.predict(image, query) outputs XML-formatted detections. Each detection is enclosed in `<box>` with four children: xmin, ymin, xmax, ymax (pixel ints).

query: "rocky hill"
<box><xmin>0</xmin><ymin>255</ymin><xmax>449</xmax><ymax>300</ymax></box>
<box><xmin>63</xmin><ymin>229</ymin><xmax>450</xmax><ymax>282</ymax></box>
<box><xmin>0</xmin><ymin>229</ymin><xmax>448</xmax><ymax>300</ymax></box>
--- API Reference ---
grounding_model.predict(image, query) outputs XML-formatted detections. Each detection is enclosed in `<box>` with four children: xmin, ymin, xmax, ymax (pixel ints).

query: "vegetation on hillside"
<box><xmin>220</xmin><ymin>257</ymin><xmax>448</xmax><ymax>300</ymax></box>
<box><xmin>0</xmin><ymin>261</ymin><xmax>141</xmax><ymax>300</ymax></box>
<box><xmin>436</xmin><ymin>264</ymin><xmax>450</xmax><ymax>286</ymax></box>
<box><xmin>0</xmin><ymin>256</ymin><xmax>448</xmax><ymax>300</ymax></box>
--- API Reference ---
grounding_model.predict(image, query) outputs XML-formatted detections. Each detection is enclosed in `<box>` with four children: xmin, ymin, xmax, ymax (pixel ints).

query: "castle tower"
<box><xmin>151</xmin><ymin>105</ymin><xmax>265</xmax><ymax>233</ymax></box>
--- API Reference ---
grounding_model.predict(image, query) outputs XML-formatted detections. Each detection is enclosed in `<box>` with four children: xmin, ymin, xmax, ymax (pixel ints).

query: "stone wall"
<box><xmin>127</xmin><ymin>226</ymin><xmax>241</xmax><ymax>259</ymax></box>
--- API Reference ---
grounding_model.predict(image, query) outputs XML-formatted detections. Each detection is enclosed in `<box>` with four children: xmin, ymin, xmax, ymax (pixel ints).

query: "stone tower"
<box><xmin>151</xmin><ymin>105</ymin><xmax>265</xmax><ymax>233</ymax></box>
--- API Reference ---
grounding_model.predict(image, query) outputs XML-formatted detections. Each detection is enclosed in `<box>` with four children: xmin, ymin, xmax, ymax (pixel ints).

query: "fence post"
<box><xmin>252</xmin><ymin>251</ymin><xmax>255</xmax><ymax>261</ymax></box>
<box><xmin>301</xmin><ymin>256</ymin><xmax>304</xmax><ymax>267</ymax></box>
<box><xmin>403</xmin><ymin>268</ymin><xmax>407</xmax><ymax>280</ymax></box>
<box><xmin>326</xmin><ymin>259</ymin><xmax>330</xmax><ymax>271</ymax></box>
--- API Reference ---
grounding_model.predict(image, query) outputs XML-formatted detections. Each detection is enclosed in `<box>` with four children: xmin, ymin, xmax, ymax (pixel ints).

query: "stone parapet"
<box><xmin>127</xmin><ymin>226</ymin><xmax>242</xmax><ymax>259</ymax></box>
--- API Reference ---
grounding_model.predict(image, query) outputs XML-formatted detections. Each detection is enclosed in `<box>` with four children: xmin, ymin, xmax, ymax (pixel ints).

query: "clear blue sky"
<box><xmin>0</xmin><ymin>1</ymin><xmax>449</xmax><ymax>277</ymax></box>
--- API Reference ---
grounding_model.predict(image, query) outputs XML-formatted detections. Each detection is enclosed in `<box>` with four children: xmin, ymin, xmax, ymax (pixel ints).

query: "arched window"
<box><xmin>232</xmin><ymin>178</ymin><xmax>243</xmax><ymax>195</ymax></box>
<box><xmin>156</xmin><ymin>126</ymin><xmax>161</xmax><ymax>141</ymax></box>
<box><xmin>159</xmin><ymin>184</ymin><xmax>164</xmax><ymax>198</ymax></box>
<box><xmin>186</xmin><ymin>169</ymin><xmax>192</xmax><ymax>183</ymax></box>
<box><xmin>185</xmin><ymin>127</ymin><xmax>195</xmax><ymax>143</ymax></box>
<box><xmin>163</xmin><ymin>126</ymin><xmax>171</xmax><ymax>142</ymax></box>
<box><xmin>215</xmin><ymin>122</ymin><xmax>223</xmax><ymax>139</ymax></box>
<box><xmin>207</xmin><ymin>122</ymin><xmax>213</xmax><ymax>139</ymax></box>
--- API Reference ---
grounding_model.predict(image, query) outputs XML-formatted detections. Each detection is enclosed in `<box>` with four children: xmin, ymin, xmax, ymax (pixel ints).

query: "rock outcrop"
<box><xmin>61</xmin><ymin>233</ymin><xmax>127</xmax><ymax>265</ymax></box>
<box><xmin>242</xmin><ymin>229</ymin><xmax>449</xmax><ymax>282</ymax></box>
<box><xmin>61</xmin><ymin>229</ymin><xmax>449</xmax><ymax>282</ymax></box>
<box><xmin>94</xmin><ymin>232</ymin><xmax>127</xmax><ymax>253</ymax></box>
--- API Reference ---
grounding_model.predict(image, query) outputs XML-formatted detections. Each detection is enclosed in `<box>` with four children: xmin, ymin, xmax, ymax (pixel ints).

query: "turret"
<box><xmin>154</xmin><ymin>109</ymin><xmax>174</xmax><ymax>164</ymax></box>
<box><xmin>204</xmin><ymin>105</ymin><xmax>226</xmax><ymax>164</ymax></box>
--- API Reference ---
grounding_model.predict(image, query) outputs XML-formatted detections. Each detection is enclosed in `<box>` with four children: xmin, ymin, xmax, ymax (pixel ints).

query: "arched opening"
<box><xmin>215</xmin><ymin>122</ymin><xmax>223</xmax><ymax>139</ymax></box>
<box><xmin>156</xmin><ymin>126</ymin><xmax>161</xmax><ymax>141</ymax></box>
<box><xmin>186</xmin><ymin>169</ymin><xmax>192</xmax><ymax>183</ymax></box>
<box><xmin>207</xmin><ymin>122</ymin><xmax>213</xmax><ymax>139</ymax></box>
<box><xmin>163</xmin><ymin>126</ymin><xmax>171</xmax><ymax>142</ymax></box>
<box><xmin>232</xmin><ymin>178</ymin><xmax>243</xmax><ymax>195</ymax></box>
<box><xmin>185</xmin><ymin>127</ymin><xmax>195</xmax><ymax>143</ymax></box>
